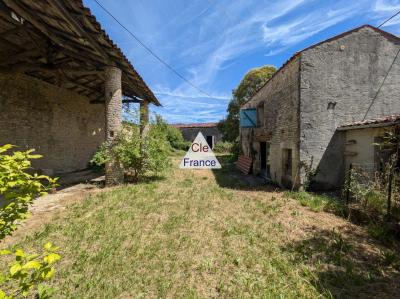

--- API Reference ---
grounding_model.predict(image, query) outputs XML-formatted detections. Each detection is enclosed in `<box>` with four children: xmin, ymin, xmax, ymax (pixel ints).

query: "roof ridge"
<box><xmin>242</xmin><ymin>24</ymin><xmax>399</xmax><ymax>107</ymax></box>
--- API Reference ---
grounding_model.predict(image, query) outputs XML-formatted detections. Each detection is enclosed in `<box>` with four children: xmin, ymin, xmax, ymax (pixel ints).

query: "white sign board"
<box><xmin>179</xmin><ymin>132</ymin><xmax>221</xmax><ymax>169</ymax></box>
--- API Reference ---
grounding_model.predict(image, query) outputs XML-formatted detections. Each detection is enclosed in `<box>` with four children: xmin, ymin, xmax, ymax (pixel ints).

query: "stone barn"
<box><xmin>0</xmin><ymin>0</ymin><xmax>160</xmax><ymax>184</ymax></box>
<box><xmin>240</xmin><ymin>25</ymin><xmax>400</xmax><ymax>190</ymax></box>
<box><xmin>173</xmin><ymin>123</ymin><xmax>223</xmax><ymax>149</ymax></box>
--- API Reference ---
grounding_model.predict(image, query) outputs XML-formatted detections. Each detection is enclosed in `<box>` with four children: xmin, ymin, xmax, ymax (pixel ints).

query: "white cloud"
<box><xmin>373</xmin><ymin>0</ymin><xmax>400</xmax><ymax>27</ymax></box>
<box><xmin>96</xmin><ymin>0</ymin><xmax>399</xmax><ymax>123</ymax></box>
<box><xmin>262</xmin><ymin>5</ymin><xmax>360</xmax><ymax>56</ymax></box>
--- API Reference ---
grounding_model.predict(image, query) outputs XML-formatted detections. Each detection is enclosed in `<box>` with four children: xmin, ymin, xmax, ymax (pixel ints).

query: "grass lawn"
<box><xmin>2</xmin><ymin>152</ymin><xmax>400</xmax><ymax>298</ymax></box>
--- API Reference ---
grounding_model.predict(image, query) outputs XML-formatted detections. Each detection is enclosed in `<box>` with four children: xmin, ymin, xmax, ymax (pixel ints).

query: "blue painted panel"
<box><xmin>240</xmin><ymin>108</ymin><xmax>257</xmax><ymax>128</ymax></box>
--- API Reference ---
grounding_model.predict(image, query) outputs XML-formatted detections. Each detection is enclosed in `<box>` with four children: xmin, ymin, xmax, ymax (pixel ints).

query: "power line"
<box><xmin>378</xmin><ymin>10</ymin><xmax>400</xmax><ymax>28</ymax></box>
<box><xmin>362</xmin><ymin>47</ymin><xmax>400</xmax><ymax>121</ymax></box>
<box><xmin>362</xmin><ymin>9</ymin><xmax>400</xmax><ymax>120</ymax></box>
<box><xmin>91</xmin><ymin>0</ymin><xmax>215</xmax><ymax>99</ymax></box>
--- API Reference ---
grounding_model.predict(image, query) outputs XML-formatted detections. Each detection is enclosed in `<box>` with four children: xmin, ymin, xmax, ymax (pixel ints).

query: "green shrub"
<box><xmin>0</xmin><ymin>145</ymin><xmax>56</xmax><ymax>239</ymax></box>
<box><xmin>89</xmin><ymin>143</ymin><xmax>108</xmax><ymax>169</ymax></box>
<box><xmin>153</xmin><ymin>116</ymin><xmax>189</xmax><ymax>150</ymax></box>
<box><xmin>0</xmin><ymin>145</ymin><xmax>60</xmax><ymax>298</ymax></box>
<box><xmin>213</xmin><ymin>141</ymin><xmax>233</xmax><ymax>153</ymax></box>
<box><xmin>91</xmin><ymin>124</ymin><xmax>172</xmax><ymax>182</ymax></box>
<box><xmin>0</xmin><ymin>243</ymin><xmax>61</xmax><ymax>298</ymax></box>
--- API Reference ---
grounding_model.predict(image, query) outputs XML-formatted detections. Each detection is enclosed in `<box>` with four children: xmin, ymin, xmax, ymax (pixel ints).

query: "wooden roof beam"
<box><xmin>51</xmin><ymin>0</ymin><xmax>110</xmax><ymax>63</ymax></box>
<box><xmin>2</xmin><ymin>0</ymin><xmax>107</xmax><ymax>66</ymax></box>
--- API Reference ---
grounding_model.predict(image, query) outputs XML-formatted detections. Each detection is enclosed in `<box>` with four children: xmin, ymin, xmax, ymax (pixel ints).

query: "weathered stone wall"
<box><xmin>300</xmin><ymin>27</ymin><xmax>400</xmax><ymax>189</ymax></box>
<box><xmin>179</xmin><ymin>127</ymin><xmax>223</xmax><ymax>146</ymax></box>
<box><xmin>0</xmin><ymin>72</ymin><xmax>105</xmax><ymax>174</ymax></box>
<box><xmin>241</xmin><ymin>57</ymin><xmax>300</xmax><ymax>188</ymax></box>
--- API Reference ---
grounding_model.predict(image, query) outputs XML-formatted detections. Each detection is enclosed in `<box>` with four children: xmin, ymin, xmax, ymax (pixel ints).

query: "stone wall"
<box><xmin>241</xmin><ymin>57</ymin><xmax>300</xmax><ymax>188</ymax></box>
<box><xmin>300</xmin><ymin>27</ymin><xmax>400</xmax><ymax>189</ymax></box>
<box><xmin>179</xmin><ymin>126</ymin><xmax>222</xmax><ymax>147</ymax></box>
<box><xmin>0</xmin><ymin>72</ymin><xmax>105</xmax><ymax>174</ymax></box>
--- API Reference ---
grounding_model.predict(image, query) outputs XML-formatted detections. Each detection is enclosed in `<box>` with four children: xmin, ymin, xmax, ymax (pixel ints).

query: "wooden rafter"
<box><xmin>0</xmin><ymin>0</ymin><xmax>160</xmax><ymax>106</ymax></box>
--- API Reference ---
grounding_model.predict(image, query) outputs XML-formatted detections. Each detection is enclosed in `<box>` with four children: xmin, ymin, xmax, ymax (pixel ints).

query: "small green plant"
<box><xmin>367</xmin><ymin>222</ymin><xmax>394</xmax><ymax>243</ymax></box>
<box><xmin>213</xmin><ymin>141</ymin><xmax>233</xmax><ymax>154</ymax></box>
<box><xmin>89</xmin><ymin>143</ymin><xmax>108</xmax><ymax>169</ymax></box>
<box><xmin>299</xmin><ymin>158</ymin><xmax>317</xmax><ymax>191</ymax></box>
<box><xmin>284</xmin><ymin>191</ymin><xmax>326</xmax><ymax>212</ymax></box>
<box><xmin>379</xmin><ymin>249</ymin><xmax>400</xmax><ymax>269</ymax></box>
<box><xmin>284</xmin><ymin>191</ymin><xmax>345</xmax><ymax>214</ymax></box>
<box><xmin>0</xmin><ymin>145</ymin><xmax>57</xmax><ymax>239</ymax></box>
<box><xmin>0</xmin><ymin>243</ymin><xmax>61</xmax><ymax>298</ymax></box>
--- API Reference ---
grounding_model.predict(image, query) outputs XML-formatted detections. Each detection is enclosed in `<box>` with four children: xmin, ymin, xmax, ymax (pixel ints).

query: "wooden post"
<box><xmin>346</xmin><ymin>163</ymin><xmax>353</xmax><ymax>206</ymax></box>
<box><xmin>386</xmin><ymin>165</ymin><xmax>393</xmax><ymax>221</ymax></box>
<box><xmin>104</xmin><ymin>66</ymin><xmax>124</xmax><ymax>185</ymax></box>
<box><xmin>140</xmin><ymin>100</ymin><xmax>149</xmax><ymax>137</ymax></box>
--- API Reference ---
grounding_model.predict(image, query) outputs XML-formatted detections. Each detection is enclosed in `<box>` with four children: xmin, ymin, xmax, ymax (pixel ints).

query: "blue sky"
<box><xmin>83</xmin><ymin>0</ymin><xmax>400</xmax><ymax>124</ymax></box>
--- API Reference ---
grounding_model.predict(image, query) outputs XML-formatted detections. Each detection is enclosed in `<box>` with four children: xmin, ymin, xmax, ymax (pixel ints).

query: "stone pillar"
<box><xmin>104</xmin><ymin>66</ymin><xmax>124</xmax><ymax>185</ymax></box>
<box><xmin>140</xmin><ymin>100</ymin><xmax>149</xmax><ymax>137</ymax></box>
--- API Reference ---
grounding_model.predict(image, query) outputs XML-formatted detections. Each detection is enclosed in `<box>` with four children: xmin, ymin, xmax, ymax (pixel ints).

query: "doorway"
<box><xmin>206</xmin><ymin>135</ymin><xmax>214</xmax><ymax>149</ymax></box>
<box><xmin>260</xmin><ymin>142</ymin><xmax>270</xmax><ymax>179</ymax></box>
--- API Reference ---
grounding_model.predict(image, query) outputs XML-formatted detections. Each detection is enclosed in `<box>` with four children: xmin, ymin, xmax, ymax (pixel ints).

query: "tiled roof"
<box><xmin>338</xmin><ymin>115</ymin><xmax>400</xmax><ymax>130</ymax></box>
<box><xmin>172</xmin><ymin>122</ymin><xmax>219</xmax><ymax>128</ymax></box>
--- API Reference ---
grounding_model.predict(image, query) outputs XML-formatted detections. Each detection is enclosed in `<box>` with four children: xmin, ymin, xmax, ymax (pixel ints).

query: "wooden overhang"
<box><xmin>0</xmin><ymin>0</ymin><xmax>160</xmax><ymax>106</ymax></box>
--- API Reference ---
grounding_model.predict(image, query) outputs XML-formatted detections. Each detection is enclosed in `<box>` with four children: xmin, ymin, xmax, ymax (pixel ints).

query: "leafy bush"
<box><xmin>0</xmin><ymin>145</ymin><xmax>60</xmax><ymax>298</ymax></box>
<box><xmin>0</xmin><ymin>243</ymin><xmax>61</xmax><ymax>298</ymax></box>
<box><xmin>213</xmin><ymin>141</ymin><xmax>233</xmax><ymax>154</ymax></box>
<box><xmin>89</xmin><ymin>143</ymin><xmax>108</xmax><ymax>170</ymax></box>
<box><xmin>0</xmin><ymin>145</ymin><xmax>56</xmax><ymax>239</ymax></box>
<box><xmin>153</xmin><ymin>116</ymin><xmax>189</xmax><ymax>150</ymax></box>
<box><xmin>91</xmin><ymin>124</ymin><xmax>172</xmax><ymax>181</ymax></box>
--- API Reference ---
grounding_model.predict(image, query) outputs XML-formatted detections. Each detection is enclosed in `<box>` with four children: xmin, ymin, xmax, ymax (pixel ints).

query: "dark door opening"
<box><xmin>206</xmin><ymin>135</ymin><xmax>213</xmax><ymax>149</ymax></box>
<box><xmin>260</xmin><ymin>142</ymin><xmax>270</xmax><ymax>179</ymax></box>
<box><xmin>260</xmin><ymin>142</ymin><xmax>267</xmax><ymax>170</ymax></box>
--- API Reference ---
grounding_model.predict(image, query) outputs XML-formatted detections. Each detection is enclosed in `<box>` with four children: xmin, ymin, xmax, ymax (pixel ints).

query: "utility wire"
<box><xmin>363</xmin><ymin>9</ymin><xmax>400</xmax><ymax>120</ymax></box>
<box><xmin>378</xmin><ymin>10</ymin><xmax>400</xmax><ymax>28</ymax></box>
<box><xmin>362</xmin><ymin>47</ymin><xmax>400</xmax><ymax>121</ymax></box>
<box><xmin>92</xmin><ymin>0</ymin><xmax>215</xmax><ymax>99</ymax></box>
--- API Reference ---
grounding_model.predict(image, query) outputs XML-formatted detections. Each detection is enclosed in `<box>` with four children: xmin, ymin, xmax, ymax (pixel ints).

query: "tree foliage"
<box><xmin>0</xmin><ymin>243</ymin><xmax>61</xmax><ymax>299</ymax></box>
<box><xmin>218</xmin><ymin>65</ymin><xmax>276</xmax><ymax>142</ymax></box>
<box><xmin>0</xmin><ymin>145</ymin><xmax>56</xmax><ymax>239</ymax></box>
<box><xmin>153</xmin><ymin>116</ymin><xmax>190</xmax><ymax>151</ymax></box>
<box><xmin>0</xmin><ymin>145</ymin><xmax>60</xmax><ymax>298</ymax></box>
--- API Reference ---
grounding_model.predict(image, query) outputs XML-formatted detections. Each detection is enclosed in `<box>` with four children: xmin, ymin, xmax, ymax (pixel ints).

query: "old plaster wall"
<box><xmin>241</xmin><ymin>57</ymin><xmax>300</xmax><ymax>188</ymax></box>
<box><xmin>343</xmin><ymin>126</ymin><xmax>390</xmax><ymax>175</ymax></box>
<box><xmin>300</xmin><ymin>27</ymin><xmax>400</xmax><ymax>190</ymax></box>
<box><xmin>0</xmin><ymin>72</ymin><xmax>105</xmax><ymax>174</ymax></box>
<box><xmin>179</xmin><ymin>127</ymin><xmax>222</xmax><ymax>146</ymax></box>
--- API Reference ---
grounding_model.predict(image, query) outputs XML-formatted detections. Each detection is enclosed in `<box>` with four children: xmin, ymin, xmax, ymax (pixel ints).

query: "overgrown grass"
<box><xmin>0</xmin><ymin>159</ymin><xmax>326</xmax><ymax>298</ymax></box>
<box><xmin>1</xmin><ymin>156</ymin><xmax>398</xmax><ymax>298</ymax></box>
<box><xmin>284</xmin><ymin>191</ymin><xmax>345</xmax><ymax>215</ymax></box>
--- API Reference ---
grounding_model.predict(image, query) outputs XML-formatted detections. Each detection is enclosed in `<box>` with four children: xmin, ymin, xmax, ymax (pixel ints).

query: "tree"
<box><xmin>218</xmin><ymin>65</ymin><xmax>276</xmax><ymax>142</ymax></box>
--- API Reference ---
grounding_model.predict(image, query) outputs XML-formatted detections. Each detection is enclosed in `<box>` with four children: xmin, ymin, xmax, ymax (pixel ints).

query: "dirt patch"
<box><xmin>1</xmin><ymin>183</ymin><xmax>104</xmax><ymax>246</ymax></box>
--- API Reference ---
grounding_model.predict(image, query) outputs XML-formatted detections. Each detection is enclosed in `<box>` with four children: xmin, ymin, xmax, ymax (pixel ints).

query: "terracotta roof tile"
<box><xmin>339</xmin><ymin>114</ymin><xmax>400</xmax><ymax>129</ymax></box>
<box><xmin>171</xmin><ymin>122</ymin><xmax>219</xmax><ymax>128</ymax></box>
